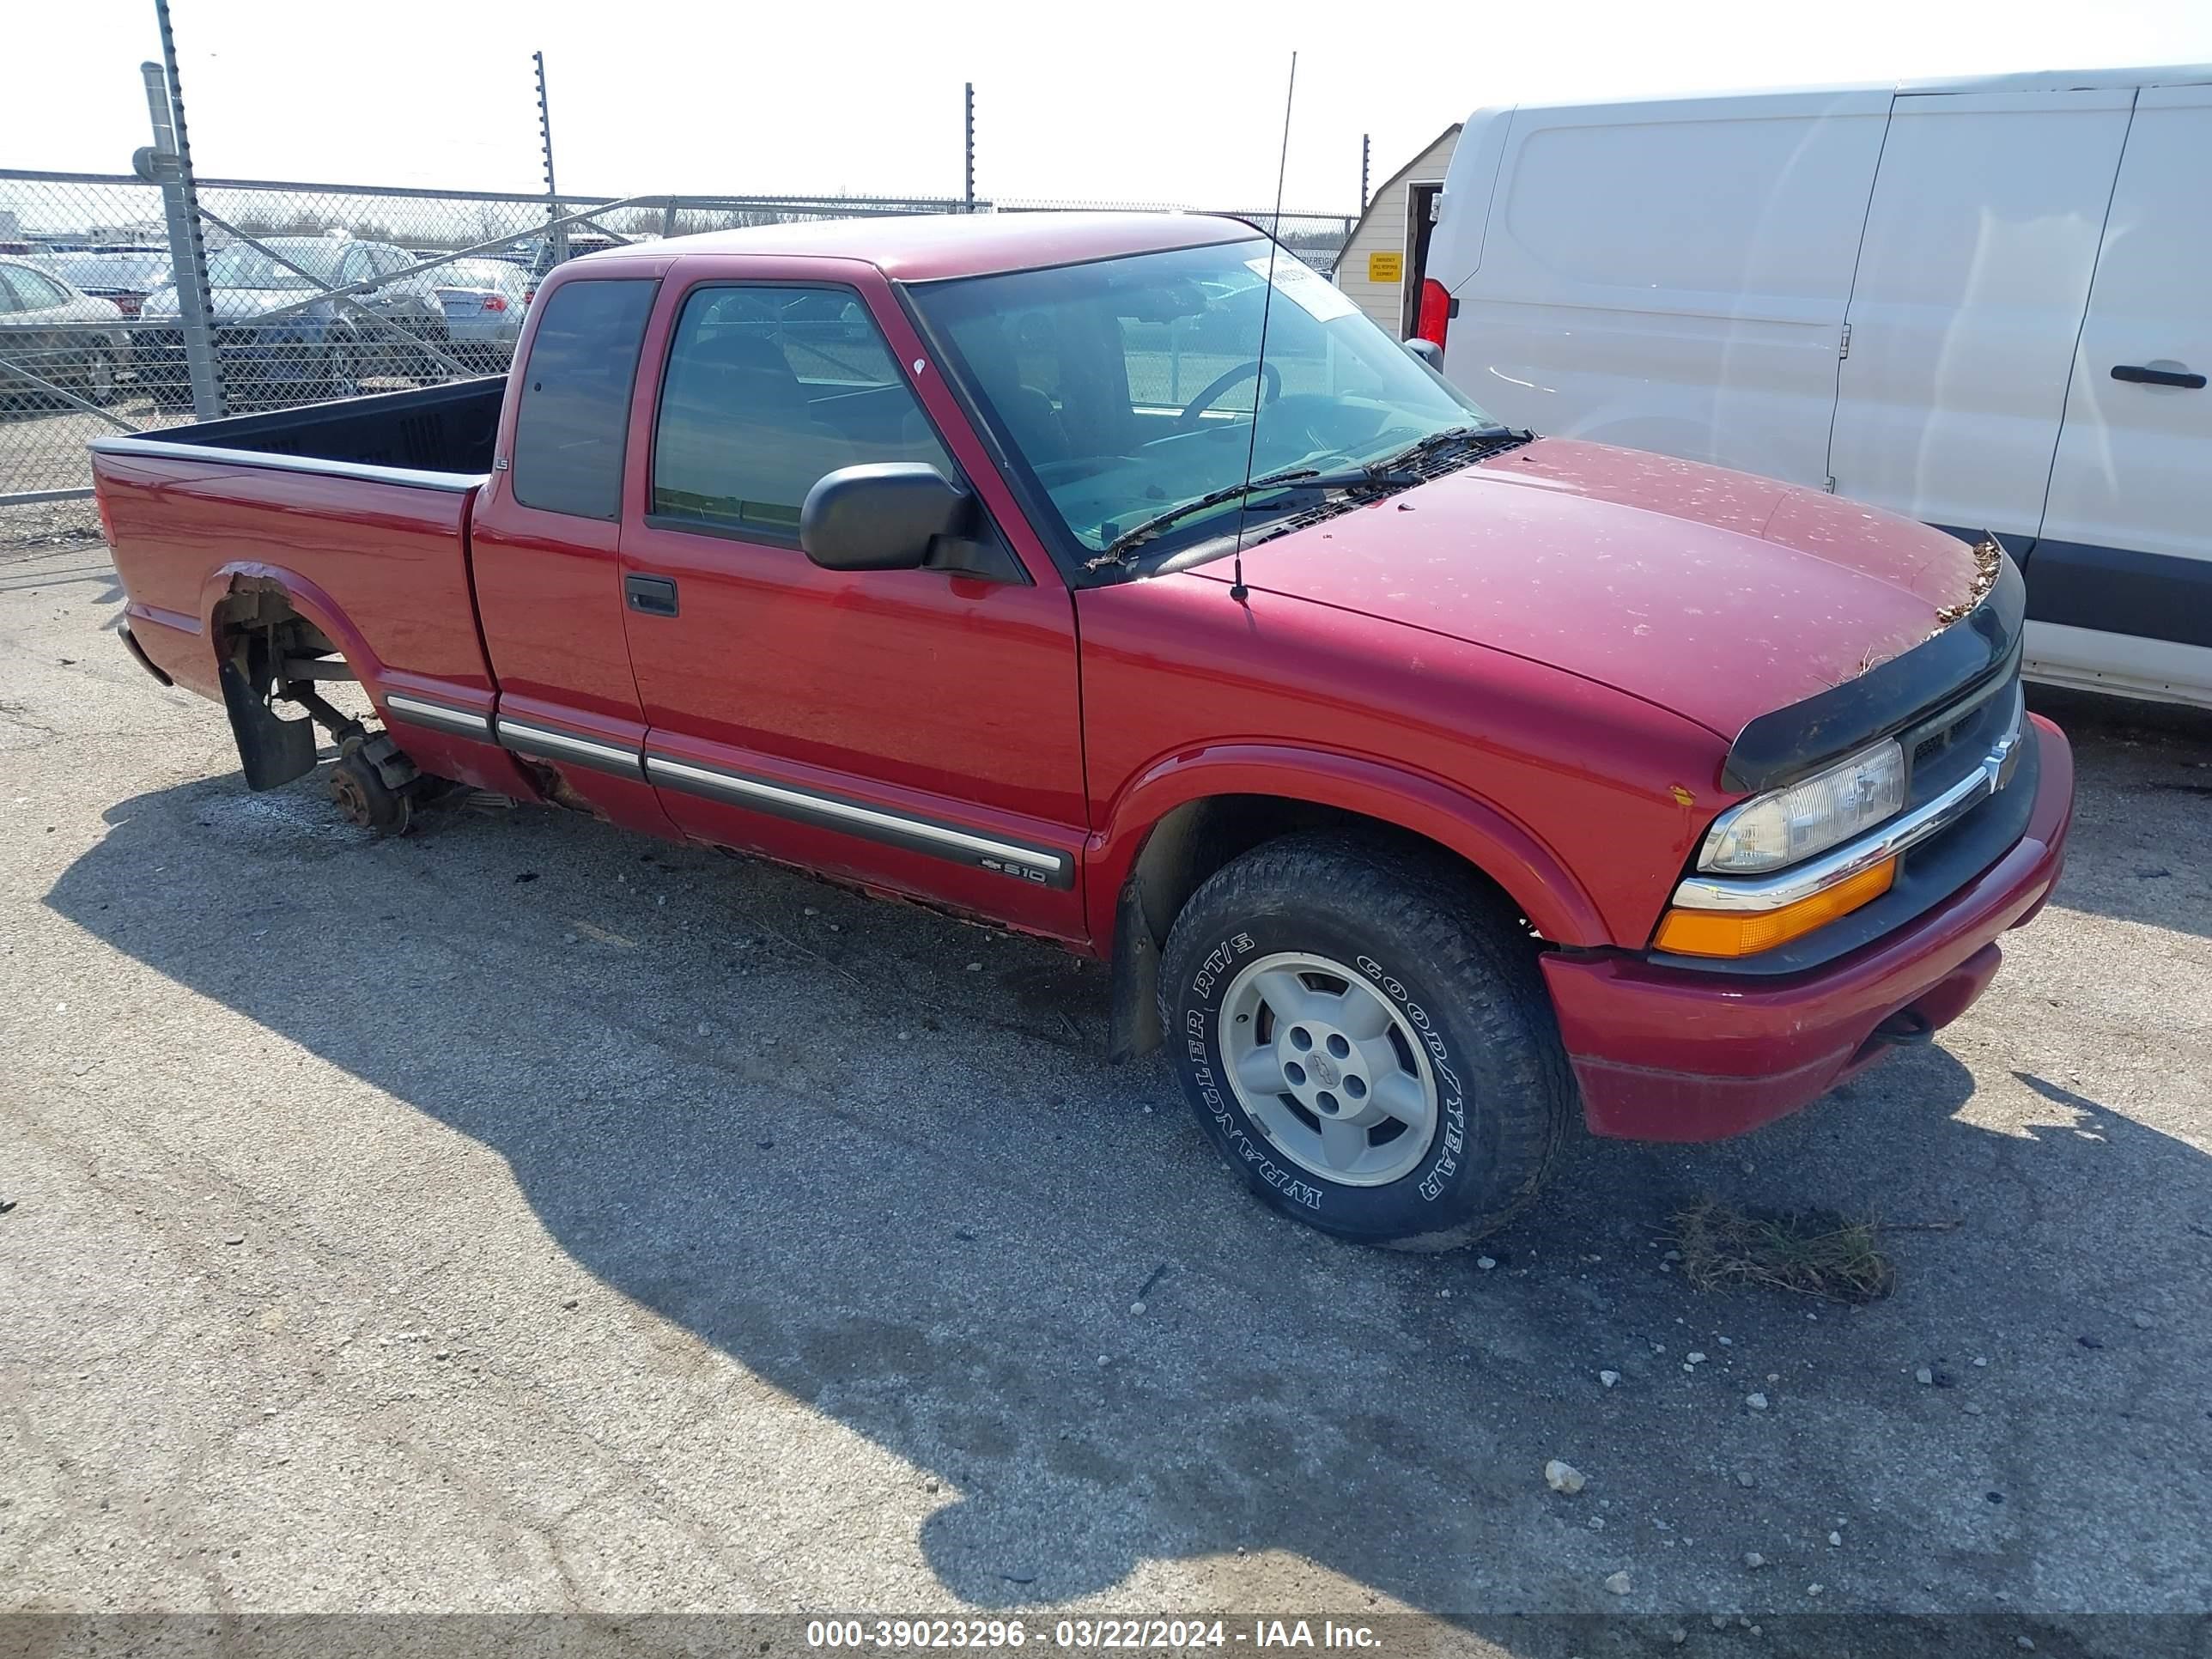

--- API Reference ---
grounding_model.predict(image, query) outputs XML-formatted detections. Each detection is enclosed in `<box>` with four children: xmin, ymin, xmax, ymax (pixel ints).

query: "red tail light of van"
<box><xmin>1415</xmin><ymin>278</ymin><xmax>1451</xmax><ymax>349</ymax></box>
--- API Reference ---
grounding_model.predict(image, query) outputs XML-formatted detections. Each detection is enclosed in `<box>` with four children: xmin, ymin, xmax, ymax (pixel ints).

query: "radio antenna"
<box><xmin>1230</xmin><ymin>50</ymin><xmax>1297</xmax><ymax>604</ymax></box>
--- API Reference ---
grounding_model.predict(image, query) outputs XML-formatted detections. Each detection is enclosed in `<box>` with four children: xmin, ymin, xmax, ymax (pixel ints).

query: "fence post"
<box><xmin>535</xmin><ymin>52</ymin><xmax>567</xmax><ymax>265</ymax></box>
<box><xmin>963</xmin><ymin>83</ymin><xmax>975</xmax><ymax>212</ymax></box>
<box><xmin>137</xmin><ymin>49</ymin><xmax>222</xmax><ymax>420</ymax></box>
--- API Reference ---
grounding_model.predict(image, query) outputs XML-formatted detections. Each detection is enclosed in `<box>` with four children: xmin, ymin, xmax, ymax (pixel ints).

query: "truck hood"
<box><xmin>1228</xmin><ymin>437</ymin><xmax>1979</xmax><ymax>741</ymax></box>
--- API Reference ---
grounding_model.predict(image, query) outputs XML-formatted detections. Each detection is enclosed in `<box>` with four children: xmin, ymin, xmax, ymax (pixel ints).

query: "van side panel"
<box><xmin>1826</xmin><ymin>88</ymin><xmax>2133</xmax><ymax>538</ymax></box>
<box><xmin>1440</xmin><ymin>91</ymin><xmax>1889</xmax><ymax>489</ymax></box>
<box><xmin>1425</xmin><ymin>107</ymin><xmax>1510</xmax><ymax>299</ymax></box>
<box><xmin>2032</xmin><ymin>84</ymin><xmax>2212</xmax><ymax>702</ymax></box>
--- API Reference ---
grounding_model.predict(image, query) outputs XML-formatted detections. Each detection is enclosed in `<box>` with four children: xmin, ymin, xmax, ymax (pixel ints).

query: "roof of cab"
<box><xmin>575</xmin><ymin>211</ymin><xmax>1259</xmax><ymax>283</ymax></box>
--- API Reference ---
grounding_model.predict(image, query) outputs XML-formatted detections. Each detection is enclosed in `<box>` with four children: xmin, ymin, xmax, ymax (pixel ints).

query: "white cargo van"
<box><xmin>1420</xmin><ymin>66</ymin><xmax>2212</xmax><ymax>709</ymax></box>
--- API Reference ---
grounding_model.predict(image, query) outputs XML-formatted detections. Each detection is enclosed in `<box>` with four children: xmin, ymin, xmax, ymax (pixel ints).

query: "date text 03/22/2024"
<box><xmin>805</xmin><ymin>1620</ymin><xmax>1382</xmax><ymax>1650</ymax></box>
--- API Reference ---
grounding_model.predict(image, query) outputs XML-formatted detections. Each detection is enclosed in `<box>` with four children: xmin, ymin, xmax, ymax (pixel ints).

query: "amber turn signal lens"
<box><xmin>1654</xmin><ymin>857</ymin><xmax>1898</xmax><ymax>959</ymax></box>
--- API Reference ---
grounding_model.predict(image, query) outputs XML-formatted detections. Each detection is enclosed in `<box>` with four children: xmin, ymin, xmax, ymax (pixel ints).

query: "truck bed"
<box><xmin>105</xmin><ymin>377</ymin><xmax>506</xmax><ymax>480</ymax></box>
<box><xmin>90</xmin><ymin>379</ymin><xmax>507</xmax><ymax>709</ymax></box>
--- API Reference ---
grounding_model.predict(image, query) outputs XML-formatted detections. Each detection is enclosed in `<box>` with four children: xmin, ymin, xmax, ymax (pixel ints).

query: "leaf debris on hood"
<box><xmin>1931</xmin><ymin>537</ymin><xmax>2002</xmax><ymax>633</ymax></box>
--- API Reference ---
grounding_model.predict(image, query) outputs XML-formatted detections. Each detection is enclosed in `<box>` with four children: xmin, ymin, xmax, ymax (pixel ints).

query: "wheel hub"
<box><xmin>1218</xmin><ymin>951</ymin><xmax>1441</xmax><ymax>1187</ymax></box>
<box><xmin>331</xmin><ymin>769</ymin><xmax>373</xmax><ymax>826</ymax></box>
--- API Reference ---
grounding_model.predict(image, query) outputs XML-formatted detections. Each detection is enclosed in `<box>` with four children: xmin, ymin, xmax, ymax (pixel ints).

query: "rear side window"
<box><xmin>1</xmin><ymin>266</ymin><xmax>69</xmax><ymax>309</ymax></box>
<box><xmin>511</xmin><ymin>277</ymin><xmax>658</xmax><ymax>520</ymax></box>
<box><xmin>650</xmin><ymin>284</ymin><xmax>952</xmax><ymax>539</ymax></box>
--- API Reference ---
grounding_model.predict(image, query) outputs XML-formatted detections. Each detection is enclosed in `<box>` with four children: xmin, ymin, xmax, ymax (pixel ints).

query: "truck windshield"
<box><xmin>909</xmin><ymin>237</ymin><xmax>1498</xmax><ymax>557</ymax></box>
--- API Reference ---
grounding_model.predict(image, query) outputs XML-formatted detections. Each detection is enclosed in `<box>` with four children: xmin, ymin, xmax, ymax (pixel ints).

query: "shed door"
<box><xmin>1826</xmin><ymin>88</ymin><xmax>2131</xmax><ymax>537</ymax></box>
<box><xmin>1397</xmin><ymin>183</ymin><xmax>1443</xmax><ymax>338</ymax></box>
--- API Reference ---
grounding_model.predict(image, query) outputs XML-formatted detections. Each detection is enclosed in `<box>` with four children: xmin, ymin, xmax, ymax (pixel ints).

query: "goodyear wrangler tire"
<box><xmin>1159</xmin><ymin>831</ymin><xmax>1571</xmax><ymax>1250</ymax></box>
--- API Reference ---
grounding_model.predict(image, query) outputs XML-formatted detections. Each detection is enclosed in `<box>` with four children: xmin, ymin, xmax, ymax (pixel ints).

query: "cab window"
<box><xmin>649</xmin><ymin>284</ymin><xmax>952</xmax><ymax>540</ymax></box>
<box><xmin>509</xmin><ymin>276</ymin><xmax>658</xmax><ymax>520</ymax></box>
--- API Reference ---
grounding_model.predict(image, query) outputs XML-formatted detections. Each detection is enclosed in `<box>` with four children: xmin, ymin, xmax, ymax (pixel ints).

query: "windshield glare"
<box><xmin>912</xmin><ymin>238</ymin><xmax>1494</xmax><ymax>555</ymax></box>
<box><xmin>204</xmin><ymin>241</ymin><xmax>349</xmax><ymax>290</ymax></box>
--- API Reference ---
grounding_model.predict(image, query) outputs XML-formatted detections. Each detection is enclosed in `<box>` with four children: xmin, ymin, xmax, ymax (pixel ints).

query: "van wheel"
<box><xmin>1158</xmin><ymin>832</ymin><xmax>1571</xmax><ymax>1250</ymax></box>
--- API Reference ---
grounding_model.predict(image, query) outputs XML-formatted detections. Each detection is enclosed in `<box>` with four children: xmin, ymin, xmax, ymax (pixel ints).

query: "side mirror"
<box><xmin>800</xmin><ymin>463</ymin><xmax>977</xmax><ymax>572</ymax></box>
<box><xmin>1401</xmin><ymin>337</ymin><xmax>1444</xmax><ymax>370</ymax></box>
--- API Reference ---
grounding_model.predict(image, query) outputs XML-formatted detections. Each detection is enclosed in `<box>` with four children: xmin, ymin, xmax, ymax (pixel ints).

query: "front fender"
<box><xmin>1085</xmin><ymin>741</ymin><xmax>1609</xmax><ymax>951</ymax></box>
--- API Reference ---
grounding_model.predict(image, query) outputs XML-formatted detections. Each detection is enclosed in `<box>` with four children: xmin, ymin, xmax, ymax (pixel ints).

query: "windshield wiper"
<box><xmin>1085</xmin><ymin>463</ymin><xmax>1416</xmax><ymax>569</ymax></box>
<box><xmin>1364</xmin><ymin>422</ymin><xmax>1514</xmax><ymax>477</ymax></box>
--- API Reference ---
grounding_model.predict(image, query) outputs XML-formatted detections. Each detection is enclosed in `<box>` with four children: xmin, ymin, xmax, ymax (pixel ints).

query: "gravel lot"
<box><xmin>2</xmin><ymin>541</ymin><xmax>2208</xmax><ymax>1651</ymax></box>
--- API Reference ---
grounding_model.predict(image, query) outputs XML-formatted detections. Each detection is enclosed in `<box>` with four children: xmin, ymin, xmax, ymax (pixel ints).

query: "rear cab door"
<box><xmin>2032</xmin><ymin>82</ymin><xmax>2212</xmax><ymax>699</ymax></box>
<box><xmin>613</xmin><ymin>254</ymin><xmax>1091</xmax><ymax>941</ymax></box>
<box><xmin>469</xmin><ymin>264</ymin><xmax>677</xmax><ymax>834</ymax></box>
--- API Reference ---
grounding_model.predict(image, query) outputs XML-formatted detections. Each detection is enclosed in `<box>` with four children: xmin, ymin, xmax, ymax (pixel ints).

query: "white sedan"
<box><xmin>0</xmin><ymin>257</ymin><xmax>127</xmax><ymax>407</ymax></box>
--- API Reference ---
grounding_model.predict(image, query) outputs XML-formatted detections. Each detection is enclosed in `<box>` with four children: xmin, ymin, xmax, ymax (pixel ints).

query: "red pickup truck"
<box><xmin>92</xmin><ymin>213</ymin><xmax>2073</xmax><ymax>1251</ymax></box>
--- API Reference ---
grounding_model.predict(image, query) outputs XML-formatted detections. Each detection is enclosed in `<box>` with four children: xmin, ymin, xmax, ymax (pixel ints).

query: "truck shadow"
<box><xmin>43</xmin><ymin>769</ymin><xmax>2210</xmax><ymax>1621</ymax></box>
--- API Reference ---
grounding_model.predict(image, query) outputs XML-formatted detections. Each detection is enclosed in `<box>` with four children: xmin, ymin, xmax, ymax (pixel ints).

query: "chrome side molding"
<box><xmin>643</xmin><ymin>753</ymin><xmax>1072</xmax><ymax>889</ymax></box>
<box><xmin>495</xmin><ymin>719</ymin><xmax>646</xmax><ymax>781</ymax></box>
<box><xmin>384</xmin><ymin>693</ymin><xmax>492</xmax><ymax>738</ymax></box>
<box><xmin>388</xmin><ymin>697</ymin><xmax>1072</xmax><ymax>890</ymax></box>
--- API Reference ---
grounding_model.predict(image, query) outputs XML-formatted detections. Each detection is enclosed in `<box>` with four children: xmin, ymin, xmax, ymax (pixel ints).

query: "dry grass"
<box><xmin>1666</xmin><ymin>1197</ymin><xmax>1898</xmax><ymax>1303</ymax></box>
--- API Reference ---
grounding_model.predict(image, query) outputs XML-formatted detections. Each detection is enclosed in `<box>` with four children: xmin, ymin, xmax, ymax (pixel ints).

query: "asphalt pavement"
<box><xmin>2</xmin><ymin>543</ymin><xmax>2207</xmax><ymax>1655</ymax></box>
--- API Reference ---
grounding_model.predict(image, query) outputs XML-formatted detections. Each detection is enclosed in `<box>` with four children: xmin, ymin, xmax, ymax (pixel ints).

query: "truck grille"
<box><xmin>1904</xmin><ymin>673</ymin><xmax>2021</xmax><ymax>811</ymax></box>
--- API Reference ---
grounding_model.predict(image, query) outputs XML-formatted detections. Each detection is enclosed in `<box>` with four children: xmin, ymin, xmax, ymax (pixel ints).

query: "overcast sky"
<box><xmin>9</xmin><ymin>0</ymin><xmax>2211</xmax><ymax>213</ymax></box>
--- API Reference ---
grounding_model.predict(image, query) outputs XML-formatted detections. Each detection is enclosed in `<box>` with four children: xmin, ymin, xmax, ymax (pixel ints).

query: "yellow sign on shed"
<box><xmin>1367</xmin><ymin>251</ymin><xmax>1404</xmax><ymax>284</ymax></box>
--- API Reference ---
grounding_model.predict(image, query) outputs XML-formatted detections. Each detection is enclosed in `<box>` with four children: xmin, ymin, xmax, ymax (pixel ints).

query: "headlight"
<box><xmin>1697</xmin><ymin>739</ymin><xmax>1905</xmax><ymax>873</ymax></box>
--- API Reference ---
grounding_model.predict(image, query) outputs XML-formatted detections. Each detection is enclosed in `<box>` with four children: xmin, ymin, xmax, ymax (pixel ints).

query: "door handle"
<box><xmin>624</xmin><ymin>574</ymin><xmax>678</xmax><ymax>617</ymax></box>
<box><xmin>2111</xmin><ymin>363</ymin><xmax>2206</xmax><ymax>389</ymax></box>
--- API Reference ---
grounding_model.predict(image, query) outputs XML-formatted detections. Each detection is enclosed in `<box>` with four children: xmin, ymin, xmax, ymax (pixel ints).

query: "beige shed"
<box><xmin>1334</xmin><ymin>125</ymin><xmax>1462</xmax><ymax>338</ymax></box>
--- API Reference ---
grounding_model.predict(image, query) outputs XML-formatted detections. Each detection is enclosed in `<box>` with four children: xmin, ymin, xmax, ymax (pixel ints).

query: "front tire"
<box><xmin>82</xmin><ymin>345</ymin><xmax>119</xmax><ymax>407</ymax></box>
<box><xmin>322</xmin><ymin>342</ymin><xmax>361</xmax><ymax>403</ymax></box>
<box><xmin>1159</xmin><ymin>832</ymin><xmax>1572</xmax><ymax>1251</ymax></box>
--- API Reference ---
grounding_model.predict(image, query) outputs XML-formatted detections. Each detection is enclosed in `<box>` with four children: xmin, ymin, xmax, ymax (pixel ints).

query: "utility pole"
<box><xmin>535</xmin><ymin>52</ymin><xmax>566</xmax><ymax>265</ymax></box>
<box><xmin>141</xmin><ymin>0</ymin><xmax>222</xmax><ymax>419</ymax></box>
<box><xmin>1360</xmin><ymin>133</ymin><xmax>1370</xmax><ymax>210</ymax></box>
<box><xmin>963</xmin><ymin>82</ymin><xmax>976</xmax><ymax>212</ymax></box>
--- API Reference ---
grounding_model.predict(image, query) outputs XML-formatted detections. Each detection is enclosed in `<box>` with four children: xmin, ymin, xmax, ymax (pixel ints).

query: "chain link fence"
<box><xmin>0</xmin><ymin>167</ymin><xmax>1354</xmax><ymax>550</ymax></box>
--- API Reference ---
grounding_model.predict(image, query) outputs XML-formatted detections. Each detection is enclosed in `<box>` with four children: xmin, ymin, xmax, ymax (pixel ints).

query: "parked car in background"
<box><xmin>1420</xmin><ymin>64</ymin><xmax>2212</xmax><ymax>710</ymax></box>
<box><xmin>430</xmin><ymin>258</ymin><xmax>531</xmax><ymax>370</ymax></box>
<box><xmin>52</xmin><ymin>251</ymin><xmax>171</xmax><ymax>318</ymax></box>
<box><xmin>520</xmin><ymin>233</ymin><xmax>628</xmax><ymax>289</ymax></box>
<box><xmin>137</xmin><ymin>236</ymin><xmax>451</xmax><ymax>408</ymax></box>
<box><xmin>0</xmin><ymin>256</ymin><xmax>126</xmax><ymax>407</ymax></box>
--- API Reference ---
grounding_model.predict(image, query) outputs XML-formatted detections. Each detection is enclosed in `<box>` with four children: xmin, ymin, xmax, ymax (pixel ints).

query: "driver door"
<box><xmin>617</xmin><ymin>269</ymin><xmax>1091</xmax><ymax>941</ymax></box>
